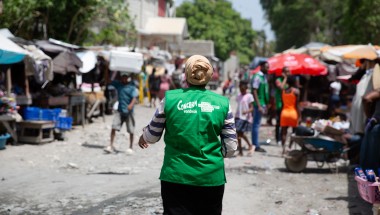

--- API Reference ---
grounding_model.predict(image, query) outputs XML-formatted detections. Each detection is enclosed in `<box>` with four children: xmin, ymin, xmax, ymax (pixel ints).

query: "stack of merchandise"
<box><xmin>0</xmin><ymin>92</ymin><xmax>17</xmax><ymax>114</ymax></box>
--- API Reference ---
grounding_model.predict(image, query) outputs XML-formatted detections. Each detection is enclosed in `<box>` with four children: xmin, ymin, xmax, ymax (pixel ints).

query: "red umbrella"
<box><xmin>251</xmin><ymin>53</ymin><xmax>328</xmax><ymax>76</ymax></box>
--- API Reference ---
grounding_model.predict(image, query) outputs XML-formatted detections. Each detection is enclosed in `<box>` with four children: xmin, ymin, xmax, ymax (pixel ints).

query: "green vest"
<box><xmin>275</xmin><ymin>77</ymin><xmax>283</xmax><ymax>110</ymax></box>
<box><xmin>252</xmin><ymin>73</ymin><xmax>269</xmax><ymax>106</ymax></box>
<box><xmin>162</xmin><ymin>86</ymin><xmax>230</xmax><ymax>186</ymax></box>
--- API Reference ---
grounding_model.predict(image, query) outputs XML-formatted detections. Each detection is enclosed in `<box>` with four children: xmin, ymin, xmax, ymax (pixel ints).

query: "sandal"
<box><xmin>104</xmin><ymin>146</ymin><xmax>116</xmax><ymax>153</ymax></box>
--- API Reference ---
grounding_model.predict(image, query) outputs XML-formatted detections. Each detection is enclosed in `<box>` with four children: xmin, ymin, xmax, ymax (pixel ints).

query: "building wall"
<box><xmin>126</xmin><ymin>0</ymin><xmax>159</xmax><ymax>30</ymax></box>
<box><xmin>181</xmin><ymin>40</ymin><xmax>214</xmax><ymax>57</ymax></box>
<box><xmin>158</xmin><ymin>0</ymin><xmax>166</xmax><ymax>17</ymax></box>
<box><xmin>223</xmin><ymin>54</ymin><xmax>239</xmax><ymax>81</ymax></box>
<box><xmin>126</xmin><ymin>0</ymin><xmax>180</xmax><ymax>51</ymax></box>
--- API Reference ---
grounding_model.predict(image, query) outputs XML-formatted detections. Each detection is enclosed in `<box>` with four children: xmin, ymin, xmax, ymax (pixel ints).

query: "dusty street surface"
<box><xmin>0</xmin><ymin>92</ymin><xmax>373</xmax><ymax>215</ymax></box>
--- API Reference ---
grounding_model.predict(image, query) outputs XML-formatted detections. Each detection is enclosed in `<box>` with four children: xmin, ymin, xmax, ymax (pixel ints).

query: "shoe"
<box><xmin>125</xmin><ymin>148</ymin><xmax>134</xmax><ymax>155</ymax></box>
<box><xmin>254</xmin><ymin>147</ymin><xmax>267</xmax><ymax>153</ymax></box>
<box><xmin>104</xmin><ymin>146</ymin><xmax>116</xmax><ymax>153</ymax></box>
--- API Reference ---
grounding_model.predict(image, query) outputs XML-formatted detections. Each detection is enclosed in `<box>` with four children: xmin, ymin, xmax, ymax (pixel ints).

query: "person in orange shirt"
<box><xmin>280</xmin><ymin>77</ymin><xmax>301</xmax><ymax>156</ymax></box>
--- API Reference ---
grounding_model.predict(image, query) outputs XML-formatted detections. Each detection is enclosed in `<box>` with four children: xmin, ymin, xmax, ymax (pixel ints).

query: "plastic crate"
<box><xmin>24</xmin><ymin>107</ymin><xmax>41</xmax><ymax>120</ymax></box>
<box><xmin>56</xmin><ymin>117</ymin><xmax>73</xmax><ymax>130</ymax></box>
<box><xmin>0</xmin><ymin>133</ymin><xmax>10</xmax><ymax>150</ymax></box>
<box><xmin>355</xmin><ymin>176</ymin><xmax>380</xmax><ymax>204</ymax></box>
<box><xmin>41</xmin><ymin>108</ymin><xmax>61</xmax><ymax>121</ymax></box>
<box><xmin>24</xmin><ymin>107</ymin><xmax>62</xmax><ymax>122</ymax></box>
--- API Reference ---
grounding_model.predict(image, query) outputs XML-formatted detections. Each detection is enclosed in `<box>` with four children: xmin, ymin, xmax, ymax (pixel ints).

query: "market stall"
<box><xmin>251</xmin><ymin>53</ymin><xmax>331</xmax><ymax>120</ymax></box>
<box><xmin>76</xmin><ymin>50</ymin><xmax>100</xmax><ymax>124</ymax></box>
<box><xmin>0</xmin><ymin>34</ymin><xmax>28</xmax><ymax>144</ymax></box>
<box><xmin>34</xmin><ymin>39</ymin><xmax>85</xmax><ymax>126</ymax></box>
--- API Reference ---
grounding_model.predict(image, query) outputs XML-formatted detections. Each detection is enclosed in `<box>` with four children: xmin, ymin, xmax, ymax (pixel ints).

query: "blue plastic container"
<box><xmin>24</xmin><ymin>107</ymin><xmax>62</xmax><ymax>122</ymax></box>
<box><xmin>24</xmin><ymin>107</ymin><xmax>41</xmax><ymax>120</ymax></box>
<box><xmin>41</xmin><ymin>108</ymin><xmax>61</xmax><ymax>121</ymax></box>
<box><xmin>56</xmin><ymin>117</ymin><xmax>73</xmax><ymax>130</ymax></box>
<box><xmin>0</xmin><ymin>133</ymin><xmax>11</xmax><ymax>150</ymax></box>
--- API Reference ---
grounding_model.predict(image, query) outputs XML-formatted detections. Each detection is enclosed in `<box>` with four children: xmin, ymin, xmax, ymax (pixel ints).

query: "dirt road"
<box><xmin>0</xmin><ymin>93</ymin><xmax>372</xmax><ymax>215</ymax></box>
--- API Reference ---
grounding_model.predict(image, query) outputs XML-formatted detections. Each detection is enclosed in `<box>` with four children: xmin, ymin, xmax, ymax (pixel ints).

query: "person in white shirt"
<box><xmin>329</xmin><ymin>80</ymin><xmax>342</xmax><ymax>115</ymax></box>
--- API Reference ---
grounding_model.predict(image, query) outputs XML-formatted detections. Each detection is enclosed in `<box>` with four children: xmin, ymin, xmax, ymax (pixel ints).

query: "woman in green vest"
<box><xmin>138</xmin><ymin>55</ymin><xmax>237</xmax><ymax>215</ymax></box>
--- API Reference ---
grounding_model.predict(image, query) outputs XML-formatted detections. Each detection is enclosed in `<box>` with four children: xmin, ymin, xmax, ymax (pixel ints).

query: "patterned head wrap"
<box><xmin>185</xmin><ymin>55</ymin><xmax>213</xmax><ymax>86</ymax></box>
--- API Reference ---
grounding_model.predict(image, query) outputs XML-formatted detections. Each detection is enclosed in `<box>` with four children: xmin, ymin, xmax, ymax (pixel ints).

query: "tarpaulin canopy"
<box><xmin>35</xmin><ymin>40</ymin><xmax>70</xmax><ymax>54</ymax></box>
<box><xmin>321</xmin><ymin>45</ymin><xmax>379</xmax><ymax>61</ymax></box>
<box><xmin>23</xmin><ymin>45</ymin><xmax>54</xmax><ymax>83</ymax></box>
<box><xmin>0</xmin><ymin>34</ymin><xmax>28</xmax><ymax>64</ymax></box>
<box><xmin>53</xmin><ymin>51</ymin><xmax>83</xmax><ymax>74</ymax></box>
<box><xmin>35</xmin><ymin>40</ymin><xmax>83</xmax><ymax>74</ymax></box>
<box><xmin>283</xmin><ymin>42</ymin><xmax>331</xmax><ymax>59</ymax></box>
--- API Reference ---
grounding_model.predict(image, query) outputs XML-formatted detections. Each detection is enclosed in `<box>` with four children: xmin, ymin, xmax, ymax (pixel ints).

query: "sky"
<box><xmin>174</xmin><ymin>0</ymin><xmax>275</xmax><ymax>41</ymax></box>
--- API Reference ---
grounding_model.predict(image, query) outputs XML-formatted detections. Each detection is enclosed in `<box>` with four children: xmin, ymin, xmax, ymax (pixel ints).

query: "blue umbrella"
<box><xmin>0</xmin><ymin>34</ymin><xmax>27</xmax><ymax>64</ymax></box>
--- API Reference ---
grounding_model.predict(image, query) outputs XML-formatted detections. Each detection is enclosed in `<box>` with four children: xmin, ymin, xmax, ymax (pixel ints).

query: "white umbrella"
<box><xmin>76</xmin><ymin>51</ymin><xmax>97</xmax><ymax>73</ymax></box>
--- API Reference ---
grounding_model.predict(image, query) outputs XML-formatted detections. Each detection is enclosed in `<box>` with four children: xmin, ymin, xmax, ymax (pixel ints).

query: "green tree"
<box><xmin>0</xmin><ymin>0</ymin><xmax>136</xmax><ymax>46</ymax></box>
<box><xmin>260</xmin><ymin>0</ymin><xmax>344</xmax><ymax>51</ymax></box>
<box><xmin>260</xmin><ymin>0</ymin><xmax>380</xmax><ymax>52</ymax></box>
<box><xmin>342</xmin><ymin>0</ymin><xmax>380</xmax><ymax>45</ymax></box>
<box><xmin>176</xmin><ymin>0</ymin><xmax>258</xmax><ymax>64</ymax></box>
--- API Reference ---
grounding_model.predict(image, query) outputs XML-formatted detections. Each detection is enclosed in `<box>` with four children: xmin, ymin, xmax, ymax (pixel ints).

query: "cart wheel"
<box><xmin>285</xmin><ymin>150</ymin><xmax>307</xmax><ymax>173</ymax></box>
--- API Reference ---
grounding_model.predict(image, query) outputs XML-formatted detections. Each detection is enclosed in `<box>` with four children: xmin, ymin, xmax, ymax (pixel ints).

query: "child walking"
<box><xmin>235</xmin><ymin>80</ymin><xmax>255</xmax><ymax>156</ymax></box>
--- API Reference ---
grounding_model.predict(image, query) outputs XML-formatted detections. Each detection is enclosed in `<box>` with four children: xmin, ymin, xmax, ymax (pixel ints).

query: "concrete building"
<box><xmin>126</xmin><ymin>0</ymin><xmax>188</xmax><ymax>53</ymax></box>
<box><xmin>223</xmin><ymin>52</ymin><xmax>239</xmax><ymax>81</ymax></box>
<box><xmin>181</xmin><ymin>40</ymin><xmax>215</xmax><ymax>58</ymax></box>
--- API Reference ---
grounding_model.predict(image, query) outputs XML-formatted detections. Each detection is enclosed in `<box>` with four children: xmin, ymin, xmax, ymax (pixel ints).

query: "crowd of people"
<box><xmin>222</xmin><ymin>57</ymin><xmax>380</xmax><ymax>171</ymax></box>
<box><xmin>99</xmin><ymin>53</ymin><xmax>379</xmax><ymax>214</ymax></box>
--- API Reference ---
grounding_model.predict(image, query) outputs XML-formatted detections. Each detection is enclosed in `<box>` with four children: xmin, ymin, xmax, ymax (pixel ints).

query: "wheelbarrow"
<box><xmin>284</xmin><ymin>134</ymin><xmax>345</xmax><ymax>173</ymax></box>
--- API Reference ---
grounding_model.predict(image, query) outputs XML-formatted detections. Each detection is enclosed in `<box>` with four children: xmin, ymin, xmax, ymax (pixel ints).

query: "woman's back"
<box><xmin>280</xmin><ymin>88</ymin><xmax>299</xmax><ymax>127</ymax></box>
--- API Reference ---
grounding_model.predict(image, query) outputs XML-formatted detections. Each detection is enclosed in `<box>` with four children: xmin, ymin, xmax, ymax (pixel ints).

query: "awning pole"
<box><xmin>6</xmin><ymin>68</ymin><xmax>12</xmax><ymax>95</ymax></box>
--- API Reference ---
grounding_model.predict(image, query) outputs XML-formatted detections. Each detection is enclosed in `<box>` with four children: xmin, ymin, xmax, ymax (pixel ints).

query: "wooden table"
<box><xmin>17</xmin><ymin>121</ymin><xmax>55</xmax><ymax>144</ymax></box>
<box><xmin>0</xmin><ymin>114</ymin><xmax>18</xmax><ymax>143</ymax></box>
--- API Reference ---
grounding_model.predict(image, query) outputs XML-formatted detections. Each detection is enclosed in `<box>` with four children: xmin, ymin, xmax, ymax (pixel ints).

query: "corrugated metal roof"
<box><xmin>143</xmin><ymin>17</ymin><xmax>188</xmax><ymax>37</ymax></box>
<box><xmin>181</xmin><ymin>40</ymin><xmax>215</xmax><ymax>57</ymax></box>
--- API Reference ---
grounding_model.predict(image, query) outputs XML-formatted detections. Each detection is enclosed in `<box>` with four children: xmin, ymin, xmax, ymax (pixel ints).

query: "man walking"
<box><xmin>104</xmin><ymin>72</ymin><xmax>137</xmax><ymax>154</ymax></box>
<box><xmin>251</xmin><ymin>61</ymin><xmax>270</xmax><ymax>152</ymax></box>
